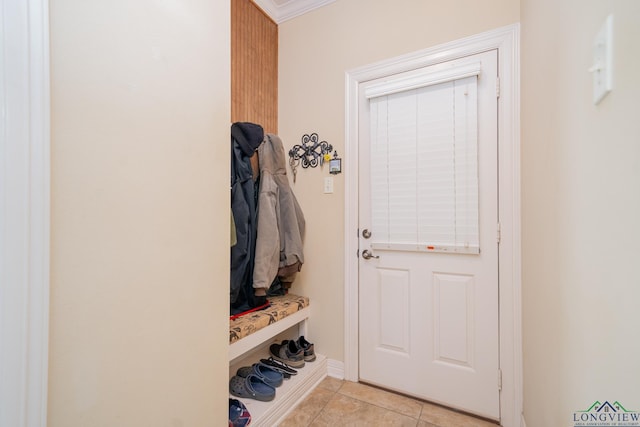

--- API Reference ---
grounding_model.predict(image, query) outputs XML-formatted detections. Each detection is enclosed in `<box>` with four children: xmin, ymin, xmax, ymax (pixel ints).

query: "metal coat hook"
<box><xmin>288</xmin><ymin>133</ymin><xmax>333</xmax><ymax>169</ymax></box>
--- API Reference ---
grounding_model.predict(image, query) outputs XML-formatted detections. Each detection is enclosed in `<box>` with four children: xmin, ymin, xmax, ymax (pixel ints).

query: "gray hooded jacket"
<box><xmin>253</xmin><ymin>134</ymin><xmax>305</xmax><ymax>290</ymax></box>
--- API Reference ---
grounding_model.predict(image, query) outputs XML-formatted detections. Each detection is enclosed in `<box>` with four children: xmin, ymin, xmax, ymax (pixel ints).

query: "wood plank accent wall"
<box><xmin>231</xmin><ymin>0</ymin><xmax>278</xmax><ymax>134</ymax></box>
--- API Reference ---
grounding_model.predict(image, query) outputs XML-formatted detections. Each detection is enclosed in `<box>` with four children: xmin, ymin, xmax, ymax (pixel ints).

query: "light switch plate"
<box><xmin>323</xmin><ymin>177</ymin><xmax>334</xmax><ymax>194</ymax></box>
<box><xmin>591</xmin><ymin>14</ymin><xmax>613</xmax><ymax>105</ymax></box>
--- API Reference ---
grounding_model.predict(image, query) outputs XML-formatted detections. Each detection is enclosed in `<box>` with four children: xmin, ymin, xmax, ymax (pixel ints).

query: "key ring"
<box><xmin>289</xmin><ymin>156</ymin><xmax>300</xmax><ymax>183</ymax></box>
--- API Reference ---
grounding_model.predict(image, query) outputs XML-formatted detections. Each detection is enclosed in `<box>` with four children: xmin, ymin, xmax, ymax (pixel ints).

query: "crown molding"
<box><xmin>252</xmin><ymin>0</ymin><xmax>336</xmax><ymax>24</ymax></box>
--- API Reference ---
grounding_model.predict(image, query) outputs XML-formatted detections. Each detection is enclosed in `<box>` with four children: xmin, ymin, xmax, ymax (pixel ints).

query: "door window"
<box><xmin>368</xmin><ymin>75</ymin><xmax>480</xmax><ymax>254</ymax></box>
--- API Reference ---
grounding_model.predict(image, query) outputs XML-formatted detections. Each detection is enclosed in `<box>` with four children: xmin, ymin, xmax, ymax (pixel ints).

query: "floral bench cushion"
<box><xmin>229</xmin><ymin>294</ymin><xmax>309</xmax><ymax>344</ymax></box>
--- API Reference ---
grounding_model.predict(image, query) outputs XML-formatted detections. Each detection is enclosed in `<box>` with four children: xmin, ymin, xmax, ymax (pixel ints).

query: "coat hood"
<box><xmin>259</xmin><ymin>134</ymin><xmax>287</xmax><ymax>176</ymax></box>
<box><xmin>231</xmin><ymin>122</ymin><xmax>264</xmax><ymax>156</ymax></box>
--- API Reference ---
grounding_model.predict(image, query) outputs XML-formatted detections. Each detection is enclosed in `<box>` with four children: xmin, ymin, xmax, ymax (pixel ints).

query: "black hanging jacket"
<box><xmin>230</xmin><ymin>122</ymin><xmax>264</xmax><ymax>312</ymax></box>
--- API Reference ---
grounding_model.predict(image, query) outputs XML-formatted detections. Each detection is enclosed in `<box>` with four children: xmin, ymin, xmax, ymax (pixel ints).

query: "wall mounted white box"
<box><xmin>590</xmin><ymin>14</ymin><xmax>613</xmax><ymax>105</ymax></box>
<box><xmin>324</xmin><ymin>177</ymin><xmax>334</xmax><ymax>194</ymax></box>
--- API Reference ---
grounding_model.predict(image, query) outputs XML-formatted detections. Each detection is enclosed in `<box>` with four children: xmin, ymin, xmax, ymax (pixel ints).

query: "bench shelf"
<box><xmin>229</xmin><ymin>294</ymin><xmax>325</xmax><ymax>425</ymax></box>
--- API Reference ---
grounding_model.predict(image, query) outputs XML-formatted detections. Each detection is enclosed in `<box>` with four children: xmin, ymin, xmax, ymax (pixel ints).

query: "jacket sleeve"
<box><xmin>253</xmin><ymin>175</ymin><xmax>280</xmax><ymax>290</ymax></box>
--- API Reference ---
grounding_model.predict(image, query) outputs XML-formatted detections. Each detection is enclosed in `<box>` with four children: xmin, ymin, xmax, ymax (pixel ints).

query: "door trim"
<box><xmin>343</xmin><ymin>24</ymin><xmax>521</xmax><ymax>427</ymax></box>
<box><xmin>0</xmin><ymin>0</ymin><xmax>51</xmax><ymax>425</ymax></box>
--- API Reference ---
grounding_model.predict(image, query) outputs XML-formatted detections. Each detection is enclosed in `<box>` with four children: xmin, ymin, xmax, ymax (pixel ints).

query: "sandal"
<box><xmin>229</xmin><ymin>374</ymin><xmax>275</xmax><ymax>402</ymax></box>
<box><xmin>236</xmin><ymin>362</ymin><xmax>284</xmax><ymax>387</ymax></box>
<box><xmin>260</xmin><ymin>357</ymin><xmax>298</xmax><ymax>376</ymax></box>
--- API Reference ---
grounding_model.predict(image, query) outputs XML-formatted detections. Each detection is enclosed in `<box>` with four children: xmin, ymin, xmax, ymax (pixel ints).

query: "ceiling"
<box><xmin>252</xmin><ymin>0</ymin><xmax>336</xmax><ymax>24</ymax></box>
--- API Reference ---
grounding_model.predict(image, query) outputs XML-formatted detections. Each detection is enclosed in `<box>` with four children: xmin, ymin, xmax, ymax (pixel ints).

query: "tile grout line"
<box><xmin>289</xmin><ymin>379</ymin><xmax>498</xmax><ymax>427</ymax></box>
<box><xmin>306</xmin><ymin>386</ymin><xmax>340</xmax><ymax>426</ymax></box>
<box><xmin>297</xmin><ymin>380</ymin><xmax>345</xmax><ymax>427</ymax></box>
<box><xmin>335</xmin><ymin>383</ymin><xmax>424</xmax><ymax>423</ymax></box>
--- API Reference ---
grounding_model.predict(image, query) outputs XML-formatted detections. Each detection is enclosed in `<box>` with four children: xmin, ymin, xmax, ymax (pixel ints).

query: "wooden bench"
<box><xmin>229</xmin><ymin>294</ymin><xmax>310</xmax><ymax>362</ymax></box>
<box><xmin>228</xmin><ymin>294</ymin><xmax>324</xmax><ymax>426</ymax></box>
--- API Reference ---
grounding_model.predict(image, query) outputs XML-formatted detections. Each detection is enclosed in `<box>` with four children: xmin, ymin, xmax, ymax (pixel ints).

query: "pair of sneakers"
<box><xmin>269</xmin><ymin>335</ymin><xmax>316</xmax><ymax>368</ymax></box>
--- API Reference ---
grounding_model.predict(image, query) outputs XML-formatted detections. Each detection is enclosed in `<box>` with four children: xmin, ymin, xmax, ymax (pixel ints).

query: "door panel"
<box><xmin>434</xmin><ymin>272</ymin><xmax>474</xmax><ymax>366</ymax></box>
<box><xmin>377</xmin><ymin>268</ymin><xmax>410</xmax><ymax>353</ymax></box>
<box><xmin>358</xmin><ymin>50</ymin><xmax>499</xmax><ymax>419</ymax></box>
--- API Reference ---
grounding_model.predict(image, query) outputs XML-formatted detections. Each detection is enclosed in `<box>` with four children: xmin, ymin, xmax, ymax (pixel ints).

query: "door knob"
<box><xmin>362</xmin><ymin>229</ymin><xmax>372</xmax><ymax>239</ymax></box>
<box><xmin>361</xmin><ymin>249</ymin><xmax>379</xmax><ymax>260</ymax></box>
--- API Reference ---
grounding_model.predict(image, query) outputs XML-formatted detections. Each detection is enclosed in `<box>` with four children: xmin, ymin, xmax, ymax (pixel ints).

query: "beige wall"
<box><xmin>45</xmin><ymin>0</ymin><xmax>640</xmax><ymax>424</ymax></box>
<box><xmin>278</xmin><ymin>0</ymin><xmax>520</xmax><ymax>361</ymax></box>
<box><xmin>48</xmin><ymin>0</ymin><xmax>230</xmax><ymax>425</ymax></box>
<box><xmin>521</xmin><ymin>0</ymin><xmax>640</xmax><ymax>425</ymax></box>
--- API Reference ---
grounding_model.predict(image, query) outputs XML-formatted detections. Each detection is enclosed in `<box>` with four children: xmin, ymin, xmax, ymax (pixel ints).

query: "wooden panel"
<box><xmin>231</xmin><ymin>0</ymin><xmax>278</xmax><ymax>134</ymax></box>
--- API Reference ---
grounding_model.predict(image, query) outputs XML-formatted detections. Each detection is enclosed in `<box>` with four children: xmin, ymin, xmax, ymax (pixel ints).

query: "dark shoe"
<box><xmin>253</xmin><ymin>295</ymin><xmax>267</xmax><ymax>307</ymax></box>
<box><xmin>269</xmin><ymin>340</ymin><xmax>305</xmax><ymax>368</ymax></box>
<box><xmin>260</xmin><ymin>357</ymin><xmax>298</xmax><ymax>377</ymax></box>
<box><xmin>229</xmin><ymin>374</ymin><xmax>275</xmax><ymax>402</ymax></box>
<box><xmin>236</xmin><ymin>362</ymin><xmax>284</xmax><ymax>387</ymax></box>
<box><xmin>229</xmin><ymin>398</ymin><xmax>251</xmax><ymax>427</ymax></box>
<box><xmin>297</xmin><ymin>335</ymin><xmax>316</xmax><ymax>362</ymax></box>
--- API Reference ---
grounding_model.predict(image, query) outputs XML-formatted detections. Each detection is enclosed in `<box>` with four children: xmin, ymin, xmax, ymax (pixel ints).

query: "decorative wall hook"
<box><xmin>288</xmin><ymin>133</ymin><xmax>333</xmax><ymax>183</ymax></box>
<box><xmin>288</xmin><ymin>133</ymin><xmax>333</xmax><ymax>169</ymax></box>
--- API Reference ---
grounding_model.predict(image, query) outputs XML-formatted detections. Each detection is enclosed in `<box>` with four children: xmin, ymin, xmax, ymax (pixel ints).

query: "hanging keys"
<box><xmin>289</xmin><ymin>157</ymin><xmax>299</xmax><ymax>183</ymax></box>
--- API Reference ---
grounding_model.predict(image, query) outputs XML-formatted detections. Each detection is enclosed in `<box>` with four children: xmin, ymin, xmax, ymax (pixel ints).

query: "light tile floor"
<box><xmin>279</xmin><ymin>377</ymin><xmax>499</xmax><ymax>427</ymax></box>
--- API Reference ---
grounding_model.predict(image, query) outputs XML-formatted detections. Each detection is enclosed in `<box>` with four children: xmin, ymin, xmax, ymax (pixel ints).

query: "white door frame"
<box><xmin>0</xmin><ymin>0</ymin><xmax>50</xmax><ymax>426</ymax></box>
<box><xmin>344</xmin><ymin>24</ymin><xmax>521</xmax><ymax>427</ymax></box>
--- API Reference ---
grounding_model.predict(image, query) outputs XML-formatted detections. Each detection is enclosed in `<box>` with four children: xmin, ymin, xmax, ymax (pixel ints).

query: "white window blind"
<box><xmin>369</xmin><ymin>75</ymin><xmax>480</xmax><ymax>254</ymax></box>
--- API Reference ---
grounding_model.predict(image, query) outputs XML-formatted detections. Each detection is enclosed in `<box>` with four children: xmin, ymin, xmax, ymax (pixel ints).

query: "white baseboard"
<box><xmin>327</xmin><ymin>358</ymin><xmax>345</xmax><ymax>379</ymax></box>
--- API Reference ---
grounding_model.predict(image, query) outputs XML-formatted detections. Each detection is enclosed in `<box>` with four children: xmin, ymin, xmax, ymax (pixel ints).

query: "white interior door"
<box><xmin>358</xmin><ymin>50</ymin><xmax>500</xmax><ymax>420</ymax></box>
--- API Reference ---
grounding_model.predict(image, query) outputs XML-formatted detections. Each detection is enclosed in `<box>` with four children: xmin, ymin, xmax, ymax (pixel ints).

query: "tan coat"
<box><xmin>253</xmin><ymin>134</ymin><xmax>305</xmax><ymax>290</ymax></box>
